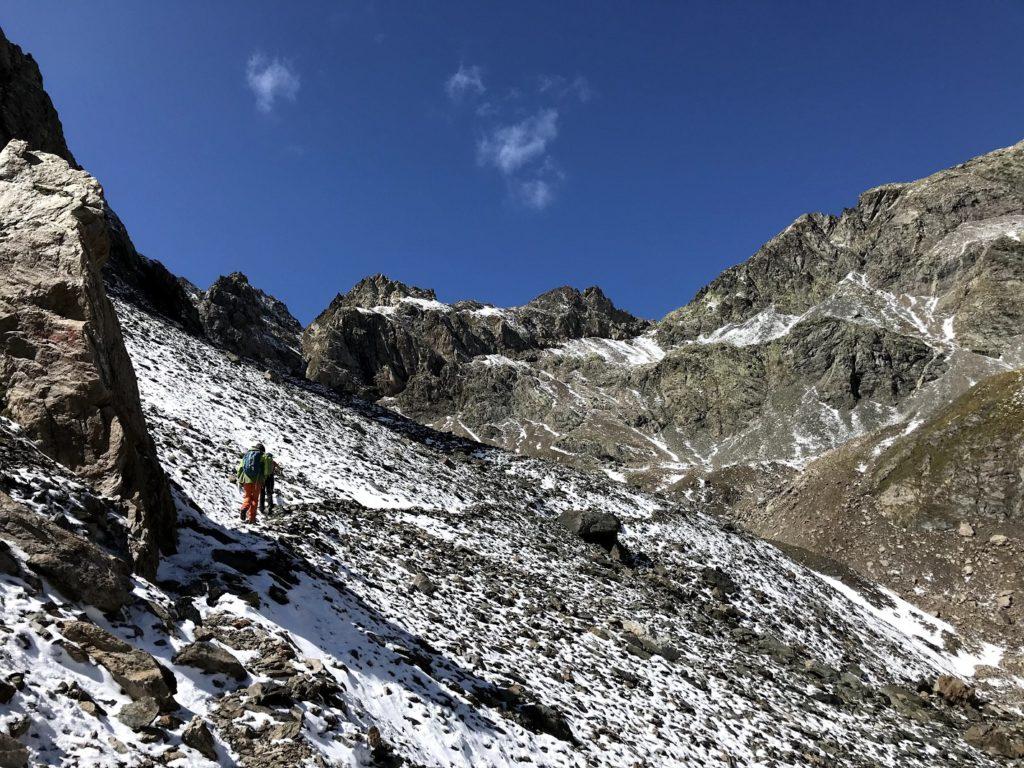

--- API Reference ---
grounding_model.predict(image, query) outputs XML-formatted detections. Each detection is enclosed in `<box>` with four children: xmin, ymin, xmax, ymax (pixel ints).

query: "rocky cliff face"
<box><xmin>293</xmin><ymin>141</ymin><xmax>1024</xmax><ymax>496</ymax></box>
<box><xmin>197</xmin><ymin>272</ymin><xmax>304</xmax><ymax>374</ymax></box>
<box><xmin>0</xmin><ymin>28</ymin><xmax>75</xmax><ymax>165</ymax></box>
<box><xmin>0</xmin><ymin>139</ymin><xmax>175</xmax><ymax>575</ymax></box>
<box><xmin>303</xmin><ymin>274</ymin><xmax>649</xmax><ymax>398</ymax></box>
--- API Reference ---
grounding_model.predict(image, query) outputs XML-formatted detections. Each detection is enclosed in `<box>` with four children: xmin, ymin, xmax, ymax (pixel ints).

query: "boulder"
<box><xmin>932</xmin><ymin>675</ymin><xmax>974</xmax><ymax>705</ymax></box>
<box><xmin>182</xmin><ymin>717</ymin><xmax>217</xmax><ymax>760</ymax></box>
<box><xmin>700</xmin><ymin>566</ymin><xmax>739</xmax><ymax>596</ymax></box>
<box><xmin>410</xmin><ymin>573</ymin><xmax>437</xmax><ymax>596</ymax></box>
<box><xmin>958</xmin><ymin>522</ymin><xmax>975</xmax><ymax>537</ymax></box>
<box><xmin>965</xmin><ymin>723</ymin><xmax>1024</xmax><ymax>759</ymax></box>
<box><xmin>0</xmin><ymin>733</ymin><xmax>27</xmax><ymax>768</ymax></box>
<box><xmin>557</xmin><ymin>510</ymin><xmax>622</xmax><ymax>551</ymax></box>
<box><xmin>173</xmin><ymin>641</ymin><xmax>247</xmax><ymax>680</ymax></box>
<box><xmin>116</xmin><ymin>696</ymin><xmax>159</xmax><ymax>731</ymax></box>
<box><xmin>0</xmin><ymin>138</ymin><xmax>175</xmax><ymax>575</ymax></box>
<box><xmin>0</xmin><ymin>495</ymin><xmax>131</xmax><ymax>612</ymax></box>
<box><xmin>61</xmin><ymin>621</ymin><xmax>176</xmax><ymax>706</ymax></box>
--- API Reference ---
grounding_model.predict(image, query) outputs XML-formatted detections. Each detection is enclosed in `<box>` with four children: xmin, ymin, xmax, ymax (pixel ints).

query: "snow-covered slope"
<box><xmin>7</xmin><ymin>299</ymin><xmax>999</xmax><ymax>766</ymax></box>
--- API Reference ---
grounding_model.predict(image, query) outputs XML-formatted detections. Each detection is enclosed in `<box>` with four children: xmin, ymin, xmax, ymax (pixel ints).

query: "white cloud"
<box><xmin>246</xmin><ymin>53</ymin><xmax>300</xmax><ymax>113</ymax></box>
<box><xmin>477</xmin><ymin>109</ymin><xmax>558</xmax><ymax>175</ymax></box>
<box><xmin>538</xmin><ymin>74</ymin><xmax>593</xmax><ymax>103</ymax></box>
<box><xmin>445</xmin><ymin>64</ymin><xmax>485</xmax><ymax>101</ymax></box>
<box><xmin>516</xmin><ymin>179</ymin><xmax>555</xmax><ymax>210</ymax></box>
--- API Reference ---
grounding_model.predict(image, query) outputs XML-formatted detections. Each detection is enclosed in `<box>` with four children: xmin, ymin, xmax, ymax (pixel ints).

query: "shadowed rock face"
<box><xmin>198</xmin><ymin>272</ymin><xmax>304</xmax><ymax>374</ymax></box>
<box><xmin>0</xmin><ymin>27</ymin><xmax>75</xmax><ymax>165</ymax></box>
<box><xmin>0</xmin><ymin>140</ymin><xmax>175</xmax><ymax>575</ymax></box>
<box><xmin>103</xmin><ymin>218</ymin><xmax>203</xmax><ymax>337</ymax></box>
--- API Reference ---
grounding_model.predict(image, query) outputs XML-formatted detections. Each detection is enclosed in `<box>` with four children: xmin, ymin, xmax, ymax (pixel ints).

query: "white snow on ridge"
<box><xmin>551</xmin><ymin>334</ymin><xmax>665</xmax><ymax>365</ymax></box>
<box><xmin>695</xmin><ymin>306</ymin><xmax>802</xmax><ymax>347</ymax></box>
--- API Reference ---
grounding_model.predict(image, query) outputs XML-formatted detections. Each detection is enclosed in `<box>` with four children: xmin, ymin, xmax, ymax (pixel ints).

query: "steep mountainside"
<box><xmin>0</xmin><ymin>27</ymin><xmax>75</xmax><ymax>165</ymax></box>
<box><xmin>0</xmin><ymin>294</ymin><xmax>1019</xmax><ymax>765</ymax></box>
<box><xmin>295</xmin><ymin>142</ymin><xmax>1024</xmax><ymax>495</ymax></box>
<box><xmin>740</xmin><ymin>369</ymin><xmax>1024</xmax><ymax>669</ymax></box>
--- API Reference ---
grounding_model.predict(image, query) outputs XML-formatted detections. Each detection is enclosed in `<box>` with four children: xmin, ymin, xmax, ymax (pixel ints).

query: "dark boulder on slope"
<box><xmin>557</xmin><ymin>509</ymin><xmax>623</xmax><ymax>551</ymax></box>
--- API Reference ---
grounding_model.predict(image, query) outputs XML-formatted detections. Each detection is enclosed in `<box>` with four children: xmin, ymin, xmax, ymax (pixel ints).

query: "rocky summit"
<box><xmin>1</xmin><ymin>20</ymin><xmax>1024</xmax><ymax>768</ymax></box>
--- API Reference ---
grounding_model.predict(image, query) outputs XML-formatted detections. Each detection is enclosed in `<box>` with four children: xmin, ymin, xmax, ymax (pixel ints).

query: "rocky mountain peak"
<box><xmin>198</xmin><ymin>271</ymin><xmax>304</xmax><ymax>374</ymax></box>
<box><xmin>522</xmin><ymin>284</ymin><xmax>650</xmax><ymax>341</ymax></box>
<box><xmin>0</xmin><ymin>28</ymin><xmax>75</xmax><ymax>165</ymax></box>
<box><xmin>338</xmin><ymin>273</ymin><xmax>438</xmax><ymax>309</ymax></box>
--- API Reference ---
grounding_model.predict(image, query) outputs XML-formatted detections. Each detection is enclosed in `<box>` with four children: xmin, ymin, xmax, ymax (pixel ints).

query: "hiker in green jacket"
<box><xmin>259</xmin><ymin>451</ymin><xmax>277</xmax><ymax>515</ymax></box>
<box><xmin>236</xmin><ymin>443</ymin><xmax>267</xmax><ymax>523</ymax></box>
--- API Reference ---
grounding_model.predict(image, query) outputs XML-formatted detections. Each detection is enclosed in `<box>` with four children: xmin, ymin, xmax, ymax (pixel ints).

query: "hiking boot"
<box><xmin>239</xmin><ymin>509</ymin><xmax>246</xmax><ymax>522</ymax></box>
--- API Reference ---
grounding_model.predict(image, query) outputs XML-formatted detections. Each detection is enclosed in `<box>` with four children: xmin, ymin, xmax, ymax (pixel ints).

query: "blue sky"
<box><xmin>5</xmin><ymin>2</ymin><xmax>1024</xmax><ymax>324</ymax></box>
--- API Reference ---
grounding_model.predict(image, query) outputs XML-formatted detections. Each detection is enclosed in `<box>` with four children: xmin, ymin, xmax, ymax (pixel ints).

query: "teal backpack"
<box><xmin>241</xmin><ymin>449</ymin><xmax>264</xmax><ymax>480</ymax></box>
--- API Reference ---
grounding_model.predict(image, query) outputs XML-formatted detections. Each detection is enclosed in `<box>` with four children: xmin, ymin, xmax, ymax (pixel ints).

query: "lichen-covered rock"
<box><xmin>0</xmin><ymin>139</ymin><xmax>175</xmax><ymax>575</ymax></box>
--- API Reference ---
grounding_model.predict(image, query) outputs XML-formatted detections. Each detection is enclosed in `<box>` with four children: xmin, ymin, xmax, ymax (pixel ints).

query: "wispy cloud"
<box><xmin>477</xmin><ymin>109</ymin><xmax>558</xmax><ymax>174</ymax></box>
<box><xmin>516</xmin><ymin>178</ymin><xmax>555</xmax><ymax>210</ymax></box>
<box><xmin>246</xmin><ymin>53</ymin><xmax>300</xmax><ymax>113</ymax></box>
<box><xmin>538</xmin><ymin>74</ymin><xmax>594</xmax><ymax>103</ymax></box>
<box><xmin>444</xmin><ymin>63</ymin><xmax>485</xmax><ymax>101</ymax></box>
<box><xmin>448</xmin><ymin>65</ymin><xmax>590</xmax><ymax>211</ymax></box>
<box><xmin>476</xmin><ymin>110</ymin><xmax>562</xmax><ymax>210</ymax></box>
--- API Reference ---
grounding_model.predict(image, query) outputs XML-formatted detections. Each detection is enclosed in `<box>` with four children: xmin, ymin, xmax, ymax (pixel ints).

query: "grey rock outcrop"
<box><xmin>197</xmin><ymin>272</ymin><xmax>304</xmax><ymax>374</ymax></box>
<box><xmin>61</xmin><ymin>620</ymin><xmax>177</xmax><ymax>707</ymax></box>
<box><xmin>0</xmin><ymin>139</ymin><xmax>175</xmax><ymax>575</ymax></box>
<box><xmin>173</xmin><ymin>640</ymin><xmax>247</xmax><ymax>680</ymax></box>
<box><xmin>182</xmin><ymin>717</ymin><xmax>218</xmax><ymax>760</ymax></box>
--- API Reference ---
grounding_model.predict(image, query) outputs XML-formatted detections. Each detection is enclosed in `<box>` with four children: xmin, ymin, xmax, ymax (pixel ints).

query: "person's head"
<box><xmin>253</xmin><ymin>442</ymin><xmax>265</xmax><ymax>452</ymax></box>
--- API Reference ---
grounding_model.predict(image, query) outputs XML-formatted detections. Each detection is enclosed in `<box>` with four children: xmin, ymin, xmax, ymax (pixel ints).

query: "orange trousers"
<box><xmin>240</xmin><ymin>482</ymin><xmax>263</xmax><ymax>522</ymax></box>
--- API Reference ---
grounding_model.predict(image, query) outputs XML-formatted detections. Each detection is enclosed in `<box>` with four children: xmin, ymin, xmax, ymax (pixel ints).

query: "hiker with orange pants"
<box><xmin>236</xmin><ymin>442</ymin><xmax>267</xmax><ymax>523</ymax></box>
